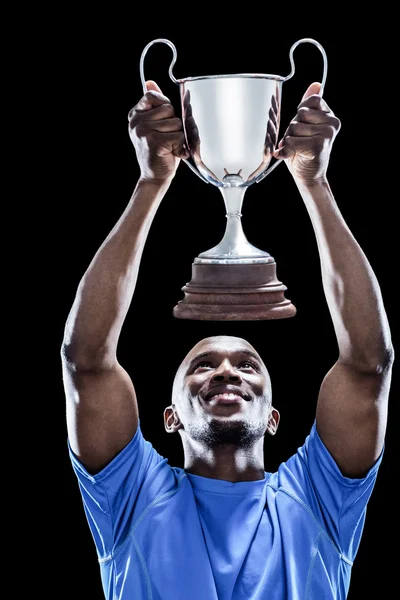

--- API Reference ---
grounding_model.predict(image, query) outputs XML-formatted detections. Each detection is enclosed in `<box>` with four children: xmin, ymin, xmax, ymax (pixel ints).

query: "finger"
<box><xmin>264</xmin><ymin>133</ymin><xmax>273</xmax><ymax>155</ymax></box>
<box><xmin>152</xmin><ymin>131</ymin><xmax>187</xmax><ymax>157</ymax></box>
<box><xmin>186</xmin><ymin>115</ymin><xmax>198</xmax><ymax>135</ymax></box>
<box><xmin>273</xmin><ymin>134</ymin><xmax>324</xmax><ymax>159</ymax></box>
<box><xmin>271</xmin><ymin>94</ymin><xmax>279</xmax><ymax>120</ymax></box>
<box><xmin>129</xmin><ymin>103</ymin><xmax>175</xmax><ymax>127</ymax></box>
<box><xmin>129</xmin><ymin>90</ymin><xmax>172</xmax><ymax>117</ymax></box>
<box><xmin>134</xmin><ymin>117</ymin><xmax>183</xmax><ymax>135</ymax></box>
<box><xmin>185</xmin><ymin>115</ymin><xmax>200</xmax><ymax>150</ymax></box>
<box><xmin>301</xmin><ymin>82</ymin><xmax>321</xmax><ymax>102</ymax></box>
<box><xmin>184</xmin><ymin>102</ymin><xmax>193</xmax><ymax>119</ymax></box>
<box><xmin>145</xmin><ymin>80</ymin><xmax>163</xmax><ymax>94</ymax></box>
<box><xmin>183</xmin><ymin>89</ymin><xmax>191</xmax><ymax>109</ymax></box>
<box><xmin>285</xmin><ymin>121</ymin><xmax>337</xmax><ymax>139</ymax></box>
<box><xmin>297</xmin><ymin>93</ymin><xmax>331</xmax><ymax>113</ymax></box>
<box><xmin>267</xmin><ymin>117</ymin><xmax>277</xmax><ymax>145</ymax></box>
<box><xmin>268</xmin><ymin>104</ymin><xmax>278</xmax><ymax>130</ymax></box>
<box><xmin>297</xmin><ymin>107</ymin><xmax>340</xmax><ymax>127</ymax></box>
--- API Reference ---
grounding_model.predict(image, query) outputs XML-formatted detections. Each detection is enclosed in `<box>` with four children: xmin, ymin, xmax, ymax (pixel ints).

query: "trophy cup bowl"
<box><xmin>139</xmin><ymin>38</ymin><xmax>328</xmax><ymax>320</ymax></box>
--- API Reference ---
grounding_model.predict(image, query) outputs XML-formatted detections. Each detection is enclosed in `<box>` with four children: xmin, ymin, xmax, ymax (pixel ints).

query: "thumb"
<box><xmin>301</xmin><ymin>81</ymin><xmax>322</xmax><ymax>101</ymax></box>
<box><xmin>145</xmin><ymin>80</ymin><xmax>163</xmax><ymax>94</ymax></box>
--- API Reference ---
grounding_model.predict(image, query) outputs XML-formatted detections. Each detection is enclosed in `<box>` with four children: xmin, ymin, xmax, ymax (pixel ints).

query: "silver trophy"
<box><xmin>139</xmin><ymin>38</ymin><xmax>327</xmax><ymax>320</ymax></box>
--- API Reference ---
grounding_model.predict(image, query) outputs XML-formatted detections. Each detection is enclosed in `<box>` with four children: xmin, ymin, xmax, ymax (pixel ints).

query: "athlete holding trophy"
<box><xmin>62</xmin><ymin>38</ymin><xmax>394</xmax><ymax>600</ymax></box>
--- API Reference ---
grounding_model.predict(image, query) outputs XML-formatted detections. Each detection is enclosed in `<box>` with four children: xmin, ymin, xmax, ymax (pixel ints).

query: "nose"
<box><xmin>211</xmin><ymin>359</ymin><xmax>242</xmax><ymax>382</ymax></box>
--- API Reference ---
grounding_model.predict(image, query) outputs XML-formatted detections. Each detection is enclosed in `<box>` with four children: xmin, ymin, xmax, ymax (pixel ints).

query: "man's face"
<box><xmin>164</xmin><ymin>336</ymin><xmax>279</xmax><ymax>448</ymax></box>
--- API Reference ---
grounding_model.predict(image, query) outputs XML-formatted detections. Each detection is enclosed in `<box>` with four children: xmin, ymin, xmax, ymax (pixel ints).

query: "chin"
<box><xmin>203</xmin><ymin>418</ymin><xmax>266</xmax><ymax>448</ymax></box>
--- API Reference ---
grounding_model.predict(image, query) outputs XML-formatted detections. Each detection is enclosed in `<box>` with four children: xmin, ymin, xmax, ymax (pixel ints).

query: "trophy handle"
<box><xmin>139</xmin><ymin>38</ymin><xmax>179</xmax><ymax>88</ymax></box>
<box><xmin>283</xmin><ymin>37</ymin><xmax>328</xmax><ymax>92</ymax></box>
<box><xmin>255</xmin><ymin>37</ymin><xmax>328</xmax><ymax>184</ymax></box>
<box><xmin>139</xmin><ymin>38</ymin><xmax>209</xmax><ymax>184</ymax></box>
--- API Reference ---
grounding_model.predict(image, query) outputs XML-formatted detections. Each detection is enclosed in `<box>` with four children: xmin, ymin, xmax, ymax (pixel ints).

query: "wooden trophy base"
<box><xmin>173</xmin><ymin>261</ymin><xmax>297</xmax><ymax>321</ymax></box>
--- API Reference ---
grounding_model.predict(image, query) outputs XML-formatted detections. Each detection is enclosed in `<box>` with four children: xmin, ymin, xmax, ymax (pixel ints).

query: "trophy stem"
<box><xmin>221</xmin><ymin>184</ymin><xmax>246</xmax><ymax>215</ymax></box>
<box><xmin>196</xmin><ymin>186</ymin><xmax>272</xmax><ymax>263</ymax></box>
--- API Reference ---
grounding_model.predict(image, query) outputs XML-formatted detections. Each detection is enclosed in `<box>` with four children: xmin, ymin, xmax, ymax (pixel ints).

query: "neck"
<box><xmin>182</xmin><ymin>435</ymin><xmax>265</xmax><ymax>482</ymax></box>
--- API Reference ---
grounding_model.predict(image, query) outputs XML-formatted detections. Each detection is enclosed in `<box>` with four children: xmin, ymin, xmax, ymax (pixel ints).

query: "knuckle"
<box><xmin>322</xmin><ymin>125</ymin><xmax>337</xmax><ymax>140</ymax></box>
<box><xmin>331</xmin><ymin>115</ymin><xmax>341</xmax><ymax>130</ymax></box>
<box><xmin>327</xmin><ymin>125</ymin><xmax>336</xmax><ymax>138</ymax></box>
<box><xmin>129</xmin><ymin>111</ymin><xmax>146</xmax><ymax>129</ymax></box>
<box><xmin>283</xmin><ymin>135</ymin><xmax>293</xmax><ymax>147</ymax></box>
<box><xmin>297</xmin><ymin>107</ymin><xmax>309</xmax><ymax>119</ymax></box>
<box><xmin>145</xmin><ymin>90</ymin><xmax>160</xmax><ymax>101</ymax></box>
<box><xmin>304</xmin><ymin>95</ymin><xmax>320</xmax><ymax>109</ymax></box>
<box><xmin>161</xmin><ymin>102</ymin><xmax>175</xmax><ymax>117</ymax></box>
<box><xmin>280</xmin><ymin>145</ymin><xmax>292</xmax><ymax>158</ymax></box>
<box><xmin>186</xmin><ymin>115</ymin><xmax>196</xmax><ymax>127</ymax></box>
<box><xmin>133</xmin><ymin>122</ymin><xmax>145</xmax><ymax>136</ymax></box>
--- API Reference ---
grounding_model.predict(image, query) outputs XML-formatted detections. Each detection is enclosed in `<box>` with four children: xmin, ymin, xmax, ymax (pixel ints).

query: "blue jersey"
<box><xmin>68</xmin><ymin>420</ymin><xmax>383</xmax><ymax>599</ymax></box>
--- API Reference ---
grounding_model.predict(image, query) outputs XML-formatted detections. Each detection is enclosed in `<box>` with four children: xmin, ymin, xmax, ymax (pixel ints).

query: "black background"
<box><xmin>54</xmin><ymin>14</ymin><xmax>398</xmax><ymax>600</ymax></box>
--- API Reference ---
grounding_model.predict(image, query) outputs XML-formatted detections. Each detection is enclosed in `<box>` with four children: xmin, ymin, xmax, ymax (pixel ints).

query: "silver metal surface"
<box><xmin>195</xmin><ymin>186</ymin><xmax>273</xmax><ymax>263</ymax></box>
<box><xmin>139</xmin><ymin>38</ymin><xmax>328</xmax><ymax>263</ymax></box>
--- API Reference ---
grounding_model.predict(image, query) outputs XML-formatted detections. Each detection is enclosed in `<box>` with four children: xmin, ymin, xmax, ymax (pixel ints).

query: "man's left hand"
<box><xmin>273</xmin><ymin>82</ymin><xmax>341</xmax><ymax>186</ymax></box>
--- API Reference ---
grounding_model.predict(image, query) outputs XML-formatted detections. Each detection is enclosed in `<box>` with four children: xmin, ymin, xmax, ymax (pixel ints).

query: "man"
<box><xmin>62</xmin><ymin>80</ymin><xmax>394</xmax><ymax>599</ymax></box>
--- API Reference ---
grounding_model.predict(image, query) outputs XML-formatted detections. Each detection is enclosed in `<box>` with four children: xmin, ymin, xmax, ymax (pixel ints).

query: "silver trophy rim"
<box><xmin>175</xmin><ymin>73</ymin><xmax>286</xmax><ymax>83</ymax></box>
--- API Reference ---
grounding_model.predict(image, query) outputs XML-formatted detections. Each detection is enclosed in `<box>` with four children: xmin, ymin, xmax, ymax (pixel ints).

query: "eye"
<box><xmin>239</xmin><ymin>361</ymin><xmax>258</xmax><ymax>370</ymax></box>
<box><xmin>193</xmin><ymin>361</ymin><xmax>214</xmax><ymax>371</ymax></box>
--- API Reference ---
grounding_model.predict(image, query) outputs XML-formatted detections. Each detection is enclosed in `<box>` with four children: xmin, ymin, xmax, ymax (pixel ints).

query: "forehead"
<box><xmin>183</xmin><ymin>336</ymin><xmax>261</xmax><ymax>364</ymax></box>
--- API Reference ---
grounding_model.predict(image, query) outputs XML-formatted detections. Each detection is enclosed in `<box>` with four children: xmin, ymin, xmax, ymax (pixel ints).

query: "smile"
<box><xmin>208</xmin><ymin>393</ymin><xmax>244</xmax><ymax>404</ymax></box>
<box><xmin>205</xmin><ymin>386</ymin><xmax>250</xmax><ymax>403</ymax></box>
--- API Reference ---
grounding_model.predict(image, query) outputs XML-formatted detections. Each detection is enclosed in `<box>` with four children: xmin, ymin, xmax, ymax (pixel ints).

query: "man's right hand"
<box><xmin>128</xmin><ymin>80</ymin><xmax>190</xmax><ymax>185</ymax></box>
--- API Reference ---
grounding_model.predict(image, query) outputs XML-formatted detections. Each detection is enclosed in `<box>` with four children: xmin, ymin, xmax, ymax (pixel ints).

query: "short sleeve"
<box><xmin>277</xmin><ymin>420</ymin><xmax>384</xmax><ymax>561</ymax></box>
<box><xmin>68</xmin><ymin>419</ymin><xmax>174</xmax><ymax>559</ymax></box>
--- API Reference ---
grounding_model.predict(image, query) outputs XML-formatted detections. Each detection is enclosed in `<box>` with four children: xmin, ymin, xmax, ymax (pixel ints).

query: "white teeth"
<box><xmin>212</xmin><ymin>393</ymin><xmax>241</xmax><ymax>400</ymax></box>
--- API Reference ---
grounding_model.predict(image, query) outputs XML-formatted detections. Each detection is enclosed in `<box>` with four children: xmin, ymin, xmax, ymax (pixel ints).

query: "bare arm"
<box><xmin>275</xmin><ymin>84</ymin><xmax>394</xmax><ymax>477</ymax></box>
<box><xmin>61</xmin><ymin>81</ymin><xmax>188</xmax><ymax>474</ymax></box>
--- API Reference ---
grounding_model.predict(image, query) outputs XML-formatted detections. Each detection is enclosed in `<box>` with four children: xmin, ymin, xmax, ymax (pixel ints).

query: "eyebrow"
<box><xmin>186</xmin><ymin>349</ymin><xmax>261</xmax><ymax>373</ymax></box>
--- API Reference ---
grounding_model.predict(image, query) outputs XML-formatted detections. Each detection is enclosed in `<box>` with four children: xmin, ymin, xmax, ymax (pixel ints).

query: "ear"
<box><xmin>266</xmin><ymin>408</ymin><xmax>280</xmax><ymax>436</ymax></box>
<box><xmin>164</xmin><ymin>405</ymin><xmax>182</xmax><ymax>433</ymax></box>
<box><xmin>145</xmin><ymin>79</ymin><xmax>163</xmax><ymax>94</ymax></box>
<box><xmin>301</xmin><ymin>81</ymin><xmax>322</xmax><ymax>101</ymax></box>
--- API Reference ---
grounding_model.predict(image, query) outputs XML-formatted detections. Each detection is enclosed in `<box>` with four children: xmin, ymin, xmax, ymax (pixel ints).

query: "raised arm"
<box><xmin>61</xmin><ymin>81</ymin><xmax>188</xmax><ymax>474</ymax></box>
<box><xmin>275</xmin><ymin>83</ymin><xmax>394</xmax><ymax>478</ymax></box>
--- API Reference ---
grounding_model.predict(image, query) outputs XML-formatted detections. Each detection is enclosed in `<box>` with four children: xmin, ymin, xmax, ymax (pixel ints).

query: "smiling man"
<box><xmin>62</xmin><ymin>80</ymin><xmax>394</xmax><ymax>599</ymax></box>
<box><xmin>165</xmin><ymin>336</ymin><xmax>278</xmax><ymax>483</ymax></box>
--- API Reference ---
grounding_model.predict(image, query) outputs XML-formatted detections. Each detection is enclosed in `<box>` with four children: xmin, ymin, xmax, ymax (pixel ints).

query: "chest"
<box><xmin>130</xmin><ymin>488</ymin><xmax>330</xmax><ymax>599</ymax></box>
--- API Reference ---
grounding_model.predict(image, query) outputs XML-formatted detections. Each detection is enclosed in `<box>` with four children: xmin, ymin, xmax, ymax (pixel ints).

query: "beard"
<box><xmin>185</xmin><ymin>417</ymin><xmax>267</xmax><ymax>449</ymax></box>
